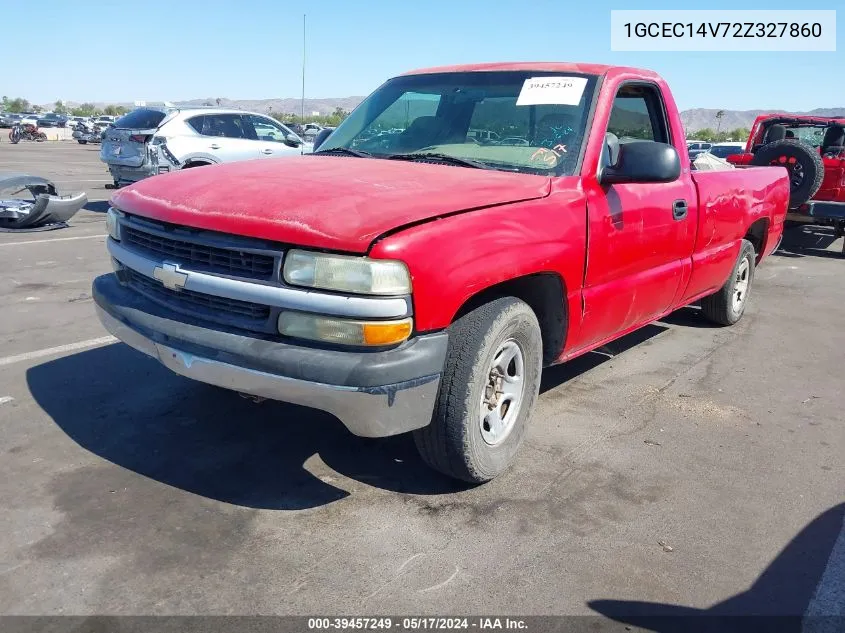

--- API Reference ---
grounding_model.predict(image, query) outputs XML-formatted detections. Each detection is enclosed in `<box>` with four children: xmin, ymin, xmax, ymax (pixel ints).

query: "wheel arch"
<box><xmin>744</xmin><ymin>217</ymin><xmax>769</xmax><ymax>262</ymax></box>
<box><xmin>181</xmin><ymin>159</ymin><xmax>214</xmax><ymax>169</ymax></box>
<box><xmin>177</xmin><ymin>152</ymin><xmax>220</xmax><ymax>169</ymax></box>
<box><xmin>451</xmin><ymin>272</ymin><xmax>567</xmax><ymax>367</ymax></box>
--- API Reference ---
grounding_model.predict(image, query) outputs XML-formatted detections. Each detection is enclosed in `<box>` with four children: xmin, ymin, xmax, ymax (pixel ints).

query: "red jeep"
<box><xmin>728</xmin><ymin>115</ymin><xmax>845</xmax><ymax>253</ymax></box>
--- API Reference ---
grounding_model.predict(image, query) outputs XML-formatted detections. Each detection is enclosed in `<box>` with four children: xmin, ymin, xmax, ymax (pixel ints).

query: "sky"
<box><xmin>7</xmin><ymin>0</ymin><xmax>842</xmax><ymax>111</ymax></box>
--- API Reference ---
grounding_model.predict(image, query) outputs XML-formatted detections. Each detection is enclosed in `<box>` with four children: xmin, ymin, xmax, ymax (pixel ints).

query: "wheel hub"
<box><xmin>732</xmin><ymin>258</ymin><xmax>750</xmax><ymax>312</ymax></box>
<box><xmin>480</xmin><ymin>340</ymin><xmax>525</xmax><ymax>446</ymax></box>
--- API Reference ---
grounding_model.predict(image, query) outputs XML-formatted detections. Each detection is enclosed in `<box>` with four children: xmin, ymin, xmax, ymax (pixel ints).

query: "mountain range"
<box><xmin>45</xmin><ymin>98</ymin><xmax>844</xmax><ymax>131</ymax></box>
<box><xmin>680</xmin><ymin>108</ymin><xmax>845</xmax><ymax>132</ymax></box>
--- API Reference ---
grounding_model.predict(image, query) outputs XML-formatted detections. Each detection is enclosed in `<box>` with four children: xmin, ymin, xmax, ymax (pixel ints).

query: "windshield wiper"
<box><xmin>313</xmin><ymin>147</ymin><xmax>372</xmax><ymax>158</ymax></box>
<box><xmin>385</xmin><ymin>152</ymin><xmax>493</xmax><ymax>170</ymax></box>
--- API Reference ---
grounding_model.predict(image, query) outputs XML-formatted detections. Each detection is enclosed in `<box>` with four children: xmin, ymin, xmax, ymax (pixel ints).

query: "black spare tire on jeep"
<box><xmin>750</xmin><ymin>139</ymin><xmax>824</xmax><ymax>208</ymax></box>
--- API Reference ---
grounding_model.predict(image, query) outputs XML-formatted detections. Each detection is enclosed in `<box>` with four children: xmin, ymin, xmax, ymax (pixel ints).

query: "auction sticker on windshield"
<box><xmin>516</xmin><ymin>76</ymin><xmax>587</xmax><ymax>106</ymax></box>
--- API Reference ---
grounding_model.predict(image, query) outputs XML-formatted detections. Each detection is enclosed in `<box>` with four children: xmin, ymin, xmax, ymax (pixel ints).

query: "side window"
<box><xmin>247</xmin><ymin>115</ymin><xmax>293</xmax><ymax>143</ymax></box>
<box><xmin>187</xmin><ymin>115</ymin><xmax>207</xmax><ymax>134</ymax></box>
<box><xmin>187</xmin><ymin>114</ymin><xmax>250</xmax><ymax>139</ymax></box>
<box><xmin>607</xmin><ymin>84</ymin><xmax>669</xmax><ymax>143</ymax></box>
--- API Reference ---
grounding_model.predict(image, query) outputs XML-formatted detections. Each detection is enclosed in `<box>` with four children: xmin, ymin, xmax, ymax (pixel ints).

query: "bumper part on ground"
<box><xmin>92</xmin><ymin>274</ymin><xmax>446</xmax><ymax>438</ymax></box>
<box><xmin>0</xmin><ymin>172</ymin><xmax>87</xmax><ymax>232</ymax></box>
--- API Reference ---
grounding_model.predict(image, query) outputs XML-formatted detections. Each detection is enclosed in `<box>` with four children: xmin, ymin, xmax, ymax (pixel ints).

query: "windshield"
<box><xmin>709</xmin><ymin>145</ymin><xmax>744</xmax><ymax>158</ymax></box>
<box><xmin>318</xmin><ymin>71</ymin><xmax>598</xmax><ymax>175</ymax></box>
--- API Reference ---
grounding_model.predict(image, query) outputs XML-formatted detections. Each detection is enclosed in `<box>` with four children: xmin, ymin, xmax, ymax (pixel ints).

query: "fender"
<box><xmin>369</xmin><ymin>181</ymin><xmax>588</xmax><ymax>338</ymax></box>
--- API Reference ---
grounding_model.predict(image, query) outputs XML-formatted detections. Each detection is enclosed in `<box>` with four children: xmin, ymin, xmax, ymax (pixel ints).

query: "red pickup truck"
<box><xmin>93</xmin><ymin>63</ymin><xmax>789</xmax><ymax>483</ymax></box>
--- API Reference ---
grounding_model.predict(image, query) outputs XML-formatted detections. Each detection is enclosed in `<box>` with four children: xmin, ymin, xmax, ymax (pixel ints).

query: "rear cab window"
<box><xmin>114</xmin><ymin>109</ymin><xmax>168</xmax><ymax>130</ymax></box>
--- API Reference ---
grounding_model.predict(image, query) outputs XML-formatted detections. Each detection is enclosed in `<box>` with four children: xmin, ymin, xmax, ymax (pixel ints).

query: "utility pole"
<box><xmin>301</xmin><ymin>14</ymin><xmax>306</xmax><ymax>122</ymax></box>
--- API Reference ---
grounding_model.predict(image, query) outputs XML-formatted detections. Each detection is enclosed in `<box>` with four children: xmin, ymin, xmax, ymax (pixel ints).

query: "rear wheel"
<box><xmin>701</xmin><ymin>239</ymin><xmax>756</xmax><ymax>326</ymax></box>
<box><xmin>36</xmin><ymin>132</ymin><xmax>47</xmax><ymax>142</ymax></box>
<box><xmin>750</xmin><ymin>139</ymin><xmax>824</xmax><ymax>208</ymax></box>
<box><xmin>413</xmin><ymin>297</ymin><xmax>542</xmax><ymax>483</ymax></box>
<box><xmin>77</xmin><ymin>140</ymin><xmax>87</xmax><ymax>145</ymax></box>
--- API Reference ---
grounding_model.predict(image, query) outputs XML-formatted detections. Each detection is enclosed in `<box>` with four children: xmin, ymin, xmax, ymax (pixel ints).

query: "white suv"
<box><xmin>100</xmin><ymin>107</ymin><xmax>305</xmax><ymax>187</ymax></box>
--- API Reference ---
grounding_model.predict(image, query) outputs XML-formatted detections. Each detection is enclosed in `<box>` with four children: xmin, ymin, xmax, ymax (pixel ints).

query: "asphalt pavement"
<box><xmin>0</xmin><ymin>142</ymin><xmax>842</xmax><ymax>626</ymax></box>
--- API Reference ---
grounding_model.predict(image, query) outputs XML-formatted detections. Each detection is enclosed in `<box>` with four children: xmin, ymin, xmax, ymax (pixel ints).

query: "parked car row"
<box><xmin>0</xmin><ymin>111</ymin><xmax>118</xmax><ymax>129</ymax></box>
<box><xmin>686</xmin><ymin>140</ymin><xmax>745</xmax><ymax>161</ymax></box>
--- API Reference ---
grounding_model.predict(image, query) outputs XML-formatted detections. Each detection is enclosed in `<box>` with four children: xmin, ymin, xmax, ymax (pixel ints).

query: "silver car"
<box><xmin>100</xmin><ymin>107</ymin><xmax>305</xmax><ymax>187</ymax></box>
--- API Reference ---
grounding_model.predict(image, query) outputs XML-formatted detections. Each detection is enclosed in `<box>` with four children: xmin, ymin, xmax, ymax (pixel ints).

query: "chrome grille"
<box><xmin>123</xmin><ymin>225</ymin><xmax>277</xmax><ymax>280</ymax></box>
<box><xmin>125</xmin><ymin>268</ymin><xmax>271</xmax><ymax>331</ymax></box>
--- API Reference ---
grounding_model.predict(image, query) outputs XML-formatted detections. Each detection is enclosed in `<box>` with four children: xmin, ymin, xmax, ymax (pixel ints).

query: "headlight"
<box><xmin>278</xmin><ymin>311</ymin><xmax>413</xmax><ymax>346</ymax></box>
<box><xmin>105</xmin><ymin>207</ymin><xmax>123</xmax><ymax>241</ymax></box>
<box><xmin>283</xmin><ymin>249</ymin><xmax>411</xmax><ymax>295</ymax></box>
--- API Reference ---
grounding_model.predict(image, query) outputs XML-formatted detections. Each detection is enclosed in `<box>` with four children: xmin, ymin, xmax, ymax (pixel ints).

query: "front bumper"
<box><xmin>92</xmin><ymin>274</ymin><xmax>446</xmax><ymax>437</ymax></box>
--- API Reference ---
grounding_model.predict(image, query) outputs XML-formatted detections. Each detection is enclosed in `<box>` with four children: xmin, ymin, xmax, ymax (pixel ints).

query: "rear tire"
<box><xmin>78</xmin><ymin>140</ymin><xmax>87</xmax><ymax>145</ymax></box>
<box><xmin>36</xmin><ymin>133</ymin><xmax>47</xmax><ymax>142</ymax></box>
<box><xmin>750</xmin><ymin>139</ymin><xmax>824</xmax><ymax>208</ymax></box>
<box><xmin>701</xmin><ymin>239</ymin><xmax>756</xmax><ymax>326</ymax></box>
<box><xmin>413</xmin><ymin>297</ymin><xmax>542</xmax><ymax>483</ymax></box>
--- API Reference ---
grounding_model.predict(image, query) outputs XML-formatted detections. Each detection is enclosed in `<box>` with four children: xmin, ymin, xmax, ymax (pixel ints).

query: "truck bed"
<box><xmin>691</xmin><ymin>166</ymin><xmax>789</xmax><ymax>260</ymax></box>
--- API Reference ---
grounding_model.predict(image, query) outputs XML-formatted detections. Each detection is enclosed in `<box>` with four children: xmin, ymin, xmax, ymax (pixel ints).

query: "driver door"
<box><xmin>576</xmin><ymin>83</ymin><xmax>697</xmax><ymax>350</ymax></box>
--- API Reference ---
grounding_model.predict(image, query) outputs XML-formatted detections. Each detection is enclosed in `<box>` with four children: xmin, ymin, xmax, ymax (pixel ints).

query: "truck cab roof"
<box><xmin>401</xmin><ymin>61</ymin><xmax>659</xmax><ymax>80</ymax></box>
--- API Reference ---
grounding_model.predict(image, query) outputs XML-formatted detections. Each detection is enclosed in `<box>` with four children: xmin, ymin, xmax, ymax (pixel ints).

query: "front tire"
<box><xmin>701</xmin><ymin>239</ymin><xmax>756</xmax><ymax>326</ymax></box>
<box><xmin>78</xmin><ymin>140</ymin><xmax>87</xmax><ymax>145</ymax></box>
<box><xmin>413</xmin><ymin>297</ymin><xmax>542</xmax><ymax>483</ymax></box>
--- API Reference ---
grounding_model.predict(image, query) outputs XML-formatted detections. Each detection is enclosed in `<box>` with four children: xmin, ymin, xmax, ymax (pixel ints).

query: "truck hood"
<box><xmin>111</xmin><ymin>156</ymin><xmax>551</xmax><ymax>252</ymax></box>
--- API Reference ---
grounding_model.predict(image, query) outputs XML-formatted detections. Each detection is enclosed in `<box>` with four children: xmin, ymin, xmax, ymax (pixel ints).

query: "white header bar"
<box><xmin>610</xmin><ymin>10</ymin><xmax>836</xmax><ymax>52</ymax></box>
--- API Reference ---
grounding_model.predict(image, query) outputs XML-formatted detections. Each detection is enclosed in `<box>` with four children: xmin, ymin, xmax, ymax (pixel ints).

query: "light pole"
<box><xmin>301</xmin><ymin>14</ymin><xmax>306</xmax><ymax>122</ymax></box>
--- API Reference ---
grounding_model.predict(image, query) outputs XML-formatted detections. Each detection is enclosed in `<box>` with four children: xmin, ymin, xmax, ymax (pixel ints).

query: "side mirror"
<box><xmin>313</xmin><ymin>128</ymin><xmax>333</xmax><ymax>151</ymax></box>
<box><xmin>599</xmin><ymin>140</ymin><xmax>681</xmax><ymax>185</ymax></box>
<box><xmin>283</xmin><ymin>133</ymin><xmax>302</xmax><ymax>148</ymax></box>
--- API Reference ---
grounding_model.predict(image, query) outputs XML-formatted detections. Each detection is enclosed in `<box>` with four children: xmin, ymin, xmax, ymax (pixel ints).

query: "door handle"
<box><xmin>261</xmin><ymin>148</ymin><xmax>274</xmax><ymax>155</ymax></box>
<box><xmin>209</xmin><ymin>143</ymin><xmax>221</xmax><ymax>150</ymax></box>
<box><xmin>672</xmin><ymin>199</ymin><xmax>688</xmax><ymax>220</ymax></box>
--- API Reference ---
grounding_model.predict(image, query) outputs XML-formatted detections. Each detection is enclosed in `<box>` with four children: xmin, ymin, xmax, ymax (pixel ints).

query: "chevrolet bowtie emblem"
<box><xmin>153</xmin><ymin>262</ymin><xmax>188</xmax><ymax>291</ymax></box>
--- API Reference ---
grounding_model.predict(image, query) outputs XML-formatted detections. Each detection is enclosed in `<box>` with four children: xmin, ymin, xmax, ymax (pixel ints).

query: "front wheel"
<box><xmin>9</xmin><ymin>128</ymin><xmax>21</xmax><ymax>144</ymax></box>
<box><xmin>413</xmin><ymin>297</ymin><xmax>543</xmax><ymax>483</ymax></box>
<box><xmin>701</xmin><ymin>239</ymin><xmax>756</xmax><ymax>326</ymax></box>
<box><xmin>78</xmin><ymin>139</ymin><xmax>87</xmax><ymax>145</ymax></box>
